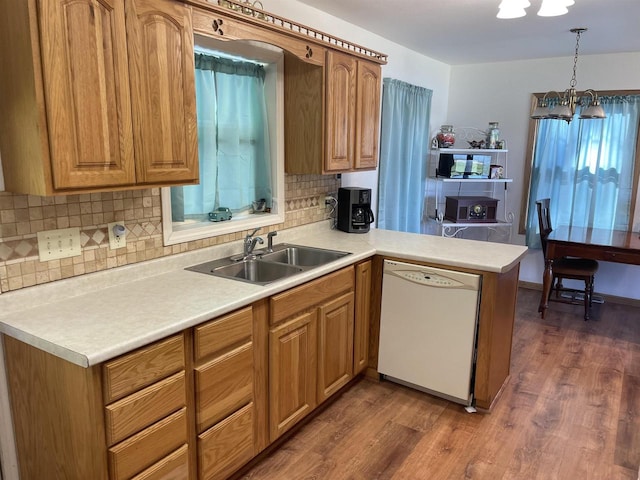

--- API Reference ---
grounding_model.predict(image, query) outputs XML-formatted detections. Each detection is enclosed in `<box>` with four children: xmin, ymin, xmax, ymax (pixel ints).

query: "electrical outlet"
<box><xmin>325</xmin><ymin>194</ymin><xmax>337</xmax><ymax>206</ymax></box>
<box><xmin>108</xmin><ymin>222</ymin><xmax>127</xmax><ymax>250</ymax></box>
<box><xmin>37</xmin><ymin>227</ymin><xmax>81</xmax><ymax>261</ymax></box>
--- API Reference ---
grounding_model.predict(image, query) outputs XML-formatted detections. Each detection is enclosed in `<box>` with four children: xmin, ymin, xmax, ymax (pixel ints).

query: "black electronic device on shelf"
<box><xmin>444</xmin><ymin>196</ymin><xmax>498</xmax><ymax>223</ymax></box>
<box><xmin>437</xmin><ymin>152</ymin><xmax>492</xmax><ymax>179</ymax></box>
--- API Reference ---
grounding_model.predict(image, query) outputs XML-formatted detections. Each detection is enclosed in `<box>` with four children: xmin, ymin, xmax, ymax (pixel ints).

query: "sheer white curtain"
<box><xmin>526</xmin><ymin>94</ymin><xmax>640</xmax><ymax>247</ymax></box>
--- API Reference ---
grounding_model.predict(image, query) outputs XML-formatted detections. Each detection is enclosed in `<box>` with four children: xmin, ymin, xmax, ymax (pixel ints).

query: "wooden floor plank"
<box><xmin>239</xmin><ymin>288</ymin><xmax>640</xmax><ymax>480</ymax></box>
<box><xmin>615</xmin><ymin>374</ymin><xmax>640</xmax><ymax>470</ymax></box>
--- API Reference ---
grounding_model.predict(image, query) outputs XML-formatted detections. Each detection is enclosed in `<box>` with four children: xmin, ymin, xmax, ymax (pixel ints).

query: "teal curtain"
<box><xmin>526</xmin><ymin>94</ymin><xmax>640</xmax><ymax>247</ymax></box>
<box><xmin>377</xmin><ymin>79</ymin><xmax>432</xmax><ymax>233</ymax></box>
<box><xmin>172</xmin><ymin>53</ymin><xmax>271</xmax><ymax>220</ymax></box>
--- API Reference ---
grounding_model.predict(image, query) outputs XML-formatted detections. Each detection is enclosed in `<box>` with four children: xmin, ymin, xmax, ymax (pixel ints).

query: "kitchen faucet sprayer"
<box><xmin>267</xmin><ymin>231</ymin><xmax>278</xmax><ymax>252</ymax></box>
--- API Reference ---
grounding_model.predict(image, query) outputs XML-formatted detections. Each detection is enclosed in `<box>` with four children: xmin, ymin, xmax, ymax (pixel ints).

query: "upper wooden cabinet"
<box><xmin>355</xmin><ymin>61</ymin><xmax>382</xmax><ymax>170</ymax></box>
<box><xmin>38</xmin><ymin>0</ymin><xmax>135</xmax><ymax>190</ymax></box>
<box><xmin>325</xmin><ymin>51</ymin><xmax>357</xmax><ymax>172</ymax></box>
<box><xmin>0</xmin><ymin>0</ymin><xmax>198</xmax><ymax>195</ymax></box>
<box><xmin>125</xmin><ymin>0</ymin><xmax>198</xmax><ymax>185</ymax></box>
<box><xmin>285</xmin><ymin>50</ymin><xmax>382</xmax><ymax>175</ymax></box>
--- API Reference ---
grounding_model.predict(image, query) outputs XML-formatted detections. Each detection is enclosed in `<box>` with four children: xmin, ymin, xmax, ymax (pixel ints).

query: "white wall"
<box><xmin>447</xmin><ymin>52</ymin><xmax>640</xmax><ymax>299</ymax></box>
<box><xmin>266</xmin><ymin>0</ymin><xmax>452</xmax><ymax>215</ymax></box>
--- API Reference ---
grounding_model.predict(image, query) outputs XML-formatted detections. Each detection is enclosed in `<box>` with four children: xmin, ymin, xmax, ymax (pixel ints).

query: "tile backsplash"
<box><xmin>0</xmin><ymin>174</ymin><xmax>340</xmax><ymax>292</ymax></box>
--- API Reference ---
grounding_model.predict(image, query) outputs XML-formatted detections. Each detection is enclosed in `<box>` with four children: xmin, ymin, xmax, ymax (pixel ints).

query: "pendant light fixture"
<box><xmin>530</xmin><ymin>28</ymin><xmax>606</xmax><ymax>123</ymax></box>
<box><xmin>497</xmin><ymin>0</ymin><xmax>530</xmax><ymax>19</ymax></box>
<box><xmin>537</xmin><ymin>0</ymin><xmax>573</xmax><ymax>17</ymax></box>
<box><xmin>497</xmin><ymin>0</ymin><xmax>575</xmax><ymax>18</ymax></box>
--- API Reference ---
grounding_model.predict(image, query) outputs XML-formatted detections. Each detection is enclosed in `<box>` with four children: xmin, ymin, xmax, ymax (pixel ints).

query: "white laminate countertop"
<box><xmin>0</xmin><ymin>223</ymin><xmax>528</xmax><ymax>367</ymax></box>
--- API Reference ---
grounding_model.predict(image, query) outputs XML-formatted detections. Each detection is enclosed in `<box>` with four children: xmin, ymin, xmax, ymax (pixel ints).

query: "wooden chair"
<box><xmin>535</xmin><ymin>198</ymin><xmax>599</xmax><ymax>320</ymax></box>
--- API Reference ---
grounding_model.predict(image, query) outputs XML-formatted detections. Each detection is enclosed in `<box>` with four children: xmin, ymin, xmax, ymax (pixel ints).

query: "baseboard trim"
<box><xmin>519</xmin><ymin>281</ymin><xmax>640</xmax><ymax>308</ymax></box>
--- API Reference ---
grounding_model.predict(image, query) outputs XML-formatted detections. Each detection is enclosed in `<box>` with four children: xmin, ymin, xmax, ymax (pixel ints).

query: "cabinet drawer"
<box><xmin>131</xmin><ymin>444</ymin><xmax>189</xmax><ymax>480</ymax></box>
<box><xmin>103</xmin><ymin>335</ymin><xmax>184</xmax><ymax>403</ymax></box>
<box><xmin>108</xmin><ymin>407</ymin><xmax>187</xmax><ymax>480</ymax></box>
<box><xmin>603</xmin><ymin>249</ymin><xmax>639</xmax><ymax>264</ymax></box>
<box><xmin>270</xmin><ymin>267</ymin><xmax>354</xmax><ymax>324</ymax></box>
<box><xmin>194</xmin><ymin>306</ymin><xmax>252</xmax><ymax>361</ymax></box>
<box><xmin>198</xmin><ymin>403</ymin><xmax>254</xmax><ymax>480</ymax></box>
<box><xmin>105</xmin><ymin>371</ymin><xmax>186</xmax><ymax>446</ymax></box>
<box><xmin>195</xmin><ymin>343</ymin><xmax>253</xmax><ymax>432</ymax></box>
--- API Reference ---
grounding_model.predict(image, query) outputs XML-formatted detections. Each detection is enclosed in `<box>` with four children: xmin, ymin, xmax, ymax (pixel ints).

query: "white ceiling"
<box><xmin>295</xmin><ymin>0</ymin><xmax>640</xmax><ymax>65</ymax></box>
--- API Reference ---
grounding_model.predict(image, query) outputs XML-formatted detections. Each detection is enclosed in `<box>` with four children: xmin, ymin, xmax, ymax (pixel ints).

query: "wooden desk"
<box><xmin>539</xmin><ymin>226</ymin><xmax>640</xmax><ymax>317</ymax></box>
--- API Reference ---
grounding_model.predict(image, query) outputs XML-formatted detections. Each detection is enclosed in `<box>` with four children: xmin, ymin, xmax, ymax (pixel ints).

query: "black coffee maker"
<box><xmin>337</xmin><ymin>187</ymin><xmax>375</xmax><ymax>233</ymax></box>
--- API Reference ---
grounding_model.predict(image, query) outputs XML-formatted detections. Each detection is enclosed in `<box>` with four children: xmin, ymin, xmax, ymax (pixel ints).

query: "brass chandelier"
<box><xmin>531</xmin><ymin>28</ymin><xmax>606</xmax><ymax>123</ymax></box>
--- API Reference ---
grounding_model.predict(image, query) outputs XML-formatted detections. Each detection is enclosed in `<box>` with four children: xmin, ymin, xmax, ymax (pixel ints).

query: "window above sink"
<box><xmin>162</xmin><ymin>37</ymin><xmax>285</xmax><ymax>246</ymax></box>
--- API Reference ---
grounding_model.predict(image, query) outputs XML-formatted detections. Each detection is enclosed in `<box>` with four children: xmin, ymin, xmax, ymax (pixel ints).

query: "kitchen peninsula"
<box><xmin>0</xmin><ymin>224</ymin><xmax>527</xmax><ymax>480</ymax></box>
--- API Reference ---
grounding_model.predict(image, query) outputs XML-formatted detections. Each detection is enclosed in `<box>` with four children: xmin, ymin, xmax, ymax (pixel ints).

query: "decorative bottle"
<box><xmin>436</xmin><ymin>125</ymin><xmax>455</xmax><ymax>148</ymax></box>
<box><xmin>486</xmin><ymin>122</ymin><xmax>500</xmax><ymax>149</ymax></box>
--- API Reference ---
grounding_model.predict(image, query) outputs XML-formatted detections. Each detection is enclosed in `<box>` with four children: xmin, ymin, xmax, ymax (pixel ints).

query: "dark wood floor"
<box><xmin>241</xmin><ymin>287</ymin><xmax>640</xmax><ymax>480</ymax></box>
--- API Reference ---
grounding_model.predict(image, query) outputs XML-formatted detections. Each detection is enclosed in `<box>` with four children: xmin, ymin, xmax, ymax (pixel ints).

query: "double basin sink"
<box><xmin>186</xmin><ymin>244</ymin><xmax>351</xmax><ymax>285</ymax></box>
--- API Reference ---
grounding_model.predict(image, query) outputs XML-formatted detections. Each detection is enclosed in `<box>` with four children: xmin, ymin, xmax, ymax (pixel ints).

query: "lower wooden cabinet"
<box><xmin>102</xmin><ymin>334</ymin><xmax>190</xmax><ymax>480</ymax></box>
<box><xmin>317</xmin><ymin>291</ymin><xmax>354</xmax><ymax>402</ymax></box>
<box><xmin>268</xmin><ymin>266</ymin><xmax>355</xmax><ymax>442</ymax></box>
<box><xmin>2</xmin><ymin>332</ymin><xmax>191</xmax><ymax>480</ymax></box>
<box><xmin>193</xmin><ymin>305</ymin><xmax>263</xmax><ymax>478</ymax></box>
<box><xmin>269</xmin><ymin>310</ymin><xmax>318</xmax><ymax>441</ymax></box>
<box><xmin>353</xmin><ymin>260</ymin><xmax>372</xmax><ymax>375</ymax></box>
<box><xmin>2</xmin><ymin>263</ymin><xmax>372</xmax><ymax>480</ymax></box>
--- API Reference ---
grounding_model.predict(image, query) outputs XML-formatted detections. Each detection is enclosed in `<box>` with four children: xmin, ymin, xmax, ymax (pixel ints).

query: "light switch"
<box><xmin>37</xmin><ymin>228</ymin><xmax>81</xmax><ymax>261</ymax></box>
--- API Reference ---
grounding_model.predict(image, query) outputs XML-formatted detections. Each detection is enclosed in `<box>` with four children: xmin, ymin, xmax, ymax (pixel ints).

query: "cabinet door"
<box><xmin>125</xmin><ymin>0</ymin><xmax>198</xmax><ymax>184</ymax></box>
<box><xmin>355</xmin><ymin>61</ymin><xmax>381</xmax><ymax>170</ymax></box>
<box><xmin>269</xmin><ymin>311</ymin><xmax>317</xmax><ymax>442</ymax></box>
<box><xmin>353</xmin><ymin>260</ymin><xmax>372</xmax><ymax>375</ymax></box>
<box><xmin>325</xmin><ymin>50</ymin><xmax>356</xmax><ymax>172</ymax></box>
<box><xmin>38</xmin><ymin>0</ymin><xmax>135</xmax><ymax>189</ymax></box>
<box><xmin>317</xmin><ymin>292</ymin><xmax>354</xmax><ymax>402</ymax></box>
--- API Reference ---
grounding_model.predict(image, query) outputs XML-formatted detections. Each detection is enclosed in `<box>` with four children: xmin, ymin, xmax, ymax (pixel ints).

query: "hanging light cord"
<box><xmin>569</xmin><ymin>29</ymin><xmax>582</xmax><ymax>89</ymax></box>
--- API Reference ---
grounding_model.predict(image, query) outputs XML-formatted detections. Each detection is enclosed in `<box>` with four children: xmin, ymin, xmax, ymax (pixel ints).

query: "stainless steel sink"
<box><xmin>261</xmin><ymin>244</ymin><xmax>350</xmax><ymax>267</ymax></box>
<box><xmin>212</xmin><ymin>260</ymin><xmax>303</xmax><ymax>285</ymax></box>
<box><xmin>186</xmin><ymin>243</ymin><xmax>350</xmax><ymax>285</ymax></box>
<box><xmin>187</xmin><ymin>258</ymin><xmax>303</xmax><ymax>285</ymax></box>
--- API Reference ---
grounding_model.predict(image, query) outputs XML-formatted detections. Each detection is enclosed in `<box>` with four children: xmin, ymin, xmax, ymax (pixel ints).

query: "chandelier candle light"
<box><xmin>530</xmin><ymin>28</ymin><xmax>606</xmax><ymax>123</ymax></box>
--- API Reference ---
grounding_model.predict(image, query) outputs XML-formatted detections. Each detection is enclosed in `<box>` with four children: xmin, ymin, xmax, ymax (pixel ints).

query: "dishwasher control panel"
<box><xmin>393</xmin><ymin>270</ymin><xmax>464</xmax><ymax>288</ymax></box>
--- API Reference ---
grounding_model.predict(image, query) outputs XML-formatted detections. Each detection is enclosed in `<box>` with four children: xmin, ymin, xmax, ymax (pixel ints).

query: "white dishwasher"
<box><xmin>378</xmin><ymin>259</ymin><xmax>481</xmax><ymax>407</ymax></box>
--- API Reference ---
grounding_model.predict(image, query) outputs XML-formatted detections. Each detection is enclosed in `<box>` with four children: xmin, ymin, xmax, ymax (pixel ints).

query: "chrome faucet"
<box><xmin>266</xmin><ymin>231</ymin><xmax>278</xmax><ymax>253</ymax></box>
<box><xmin>243</xmin><ymin>227</ymin><xmax>264</xmax><ymax>258</ymax></box>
